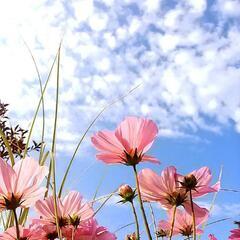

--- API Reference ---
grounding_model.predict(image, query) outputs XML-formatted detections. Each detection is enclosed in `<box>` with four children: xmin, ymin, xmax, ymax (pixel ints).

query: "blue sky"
<box><xmin>0</xmin><ymin>0</ymin><xmax>240</xmax><ymax>238</ymax></box>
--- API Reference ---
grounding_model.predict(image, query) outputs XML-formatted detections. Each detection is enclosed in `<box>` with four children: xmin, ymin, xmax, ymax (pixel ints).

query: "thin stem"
<box><xmin>133</xmin><ymin>165</ymin><xmax>152</xmax><ymax>240</ymax></box>
<box><xmin>169</xmin><ymin>205</ymin><xmax>177</xmax><ymax>240</ymax></box>
<box><xmin>189</xmin><ymin>190</ymin><xmax>196</xmax><ymax>240</ymax></box>
<box><xmin>51</xmin><ymin>153</ymin><xmax>62</xmax><ymax>240</ymax></box>
<box><xmin>149</xmin><ymin>203</ymin><xmax>158</xmax><ymax>240</ymax></box>
<box><xmin>13</xmin><ymin>209</ymin><xmax>20</xmax><ymax>240</ymax></box>
<box><xmin>130</xmin><ymin>201</ymin><xmax>140</xmax><ymax>240</ymax></box>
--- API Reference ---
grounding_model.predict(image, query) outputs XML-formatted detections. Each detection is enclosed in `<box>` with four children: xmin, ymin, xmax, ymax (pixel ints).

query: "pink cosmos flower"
<box><xmin>35</xmin><ymin>191</ymin><xmax>93</xmax><ymax>229</ymax></box>
<box><xmin>29</xmin><ymin>221</ymin><xmax>58</xmax><ymax>240</ymax></box>
<box><xmin>0</xmin><ymin>226</ymin><xmax>31</xmax><ymax>240</ymax></box>
<box><xmin>229</xmin><ymin>229</ymin><xmax>240</xmax><ymax>239</ymax></box>
<box><xmin>158</xmin><ymin>208</ymin><xmax>208</xmax><ymax>237</ymax></box>
<box><xmin>91</xmin><ymin>116</ymin><xmax>159</xmax><ymax>165</ymax></box>
<box><xmin>157</xmin><ymin>220</ymin><xmax>172</xmax><ymax>237</ymax></box>
<box><xmin>67</xmin><ymin>218</ymin><xmax>116</xmax><ymax>240</ymax></box>
<box><xmin>138</xmin><ymin>167</ymin><xmax>208</xmax><ymax>217</ymax></box>
<box><xmin>209</xmin><ymin>234</ymin><xmax>218</xmax><ymax>240</ymax></box>
<box><xmin>177</xmin><ymin>167</ymin><xmax>220</xmax><ymax>197</ymax></box>
<box><xmin>0</xmin><ymin>157</ymin><xmax>48</xmax><ymax>211</ymax></box>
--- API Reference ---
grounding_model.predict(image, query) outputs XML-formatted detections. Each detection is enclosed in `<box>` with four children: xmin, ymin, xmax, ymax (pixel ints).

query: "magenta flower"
<box><xmin>138</xmin><ymin>167</ymin><xmax>208</xmax><ymax>217</ymax></box>
<box><xmin>91</xmin><ymin>116</ymin><xmax>159</xmax><ymax>165</ymax></box>
<box><xmin>0</xmin><ymin>157</ymin><xmax>48</xmax><ymax>211</ymax></box>
<box><xmin>229</xmin><ymin>229</ymin><xmax>240</xmax><ymax>239</ymax></box>
<box><xmin>209</xmin><ymin>234</ymin><xmax>218</xmax><ymax>240</ymax></box>
<box><xmin>177</xmin><ymin>166</ymin><xmax>220</xmax><ymax>197</ymax></box>
<box><xmin>35</xmin><ymin>191</ymin><xmax>93</xmax><ymax>229</ymax></box>
<box><xmin>67</xmin><ymin>218</ymin><xmax>116</xmax><ymax>240</ymax></box>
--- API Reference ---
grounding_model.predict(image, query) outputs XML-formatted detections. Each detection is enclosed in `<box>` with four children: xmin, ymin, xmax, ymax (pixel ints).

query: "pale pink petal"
<box><xmin>142</xmin><ymin>154</ymin><xmax>160</xmax><ymax>164</ymax></box>
<box><xmin>13</xmin><ymin>157</ymin><xmax>48</xmax><ymax>194</ymax></box>
<box><xmin>138</xmin><ymin>167</ymin><xmax>177</xmax><ymax>205</ymax></box>
<box><xmin>184</xmin><ymin>202</ymin><xmax>209</xmax><ymax>218</ymax></box>
<box><xmin>91</xmin><ymin>130</ymin><xmax>123</xmax><ymax>154</ymax></box>
<box><xmin>62</xmin><ymin>191</ymin><xmax>93</xmax><ymax>221</ymax></box>
<box><xmin>0</xmin><ymin>158</ymin><xmax>16</xmax><ymax>195</ymax></box>
<box><xmin>115</xmin><ymin>116</ymin><xmax>158</xmax><ymax>153</ymax></box>
<box><xmin>35</xmin><ymin>196</ymin><xmax>63</xmax><ymax>222</ymax></box>
<box><xmin>96</xmin><ymin>153</ymin><xmax>123</xmax><ymax>164</ymax></box>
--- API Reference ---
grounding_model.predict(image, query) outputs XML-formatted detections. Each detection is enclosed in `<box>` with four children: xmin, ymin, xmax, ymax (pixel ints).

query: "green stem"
<box><xmin>45</xmin><ymin>43</ymin><xmax>61</xmax><ymax>198</ymax></box>
<box><xmin>169</xmin><ymin>205</ymin><xmax>177</xmax><ymax>240</ymax></box>
<box><xmin>130</xmin><ymin>201</ymin><xmax>140</xmax><ymax>240</ymax></box>
<box><xmin>133</xmin><ymin>165</ymin><xmax>152</xmax><ymax>240</ymax></box>
<box><xmin>13</xmin><ymin>209</ymin><xmax>20</xmax><ymax>240</ymax></box>
<box><xmin>189</xmin><ymin>190</ymin><xmax>196</xmax><ymax>240</ymax></box>
<box><xmin>51</xmin><ymin>153</ymin><xmax>62</xmax><ymax>240</ymax></box>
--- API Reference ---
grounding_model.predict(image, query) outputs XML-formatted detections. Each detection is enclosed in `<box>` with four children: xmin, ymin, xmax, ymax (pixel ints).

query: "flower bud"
<box><xmin>118</xmin><ymin>184</ymin><xmax>136</xmax><ymax>203</ymax></box>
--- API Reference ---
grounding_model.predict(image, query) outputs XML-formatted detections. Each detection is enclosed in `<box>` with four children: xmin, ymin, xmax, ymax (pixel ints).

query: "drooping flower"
<box><xmin>91</xmin><ymin>116</ymin><xmax>159</xmax><ymax>165</ymax></box>
<box><xmin>34</xmin><ymin>191</ymin><xmax>93</xmax><ymax>230</ymax></box>
<box><xmin>66</xmin><ymin>218</ymin><xmax>117</xmax><ymax>240</ymax></box>
<box><xmin>177</xmin><ymin>167</ymin><xmax>220</xmax><ymax>197</ymax></box>
<box><xmin>229</xmin><ymin>229</ymin><xmax>240</xmax><ymax>239</ymax></box>
<box><xmin>0</xmin><ymin>157</ymin><xmax>48</xmax><ymax>211</ymax></box>
<box><xmin>138</xmin><ymin>167</ymin><xmax>208</xmax><ymax>217</ymax></box>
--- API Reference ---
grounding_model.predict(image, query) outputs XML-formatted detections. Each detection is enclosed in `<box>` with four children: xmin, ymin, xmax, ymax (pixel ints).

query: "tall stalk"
<box><xmin>169</xmin><ymin>205</ymin><xmax>177</xmax><ymax>240</ymax></box>
<box><xmin>13</xmin><ymin>209</ymin><xmax>20</xmax><ymax>240</ymax></box>
<box><xmin>130</xmin><ymin>201</ymin><xmax>140</xmax><ymax>239</ymax></box>
<box><xmin>133</xmin><ymin>165</ymin><xmax>152</xmax><ymax>240</ymax></box>
<box><xmin>51</xmin><ymin>153</ymin><xmax>62</xmax><ymax>240</ymax></box>
<box><xmin>189</xmin><ymin>190</ymin><xmax>196</xmax><ymax>240</ymax></box>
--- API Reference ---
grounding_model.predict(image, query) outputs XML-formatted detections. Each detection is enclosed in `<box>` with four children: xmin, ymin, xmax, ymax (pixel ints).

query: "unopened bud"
<box><xmin>118</xmin><ymin>184</ymin><xmax>136</xmax><ymax>202</ymax></box>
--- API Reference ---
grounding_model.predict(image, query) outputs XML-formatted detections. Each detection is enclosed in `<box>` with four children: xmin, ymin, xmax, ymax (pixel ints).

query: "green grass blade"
<box><xmin>50</xmin><ymin>152</ymin><xmax>62</xmax><ymax>239</ymax></box>
<box><xmin>114</xmin><ymin>222</ymin><xmax>135</xmax><ymax>233</ymax></box>
<box><xmin>22</xmin><ymin>39</ymin><xmax>46</xmax><ymax>163</ymax></box>
<box><xmin>198</xmin><ymin>165</ymin><xmax>223</xmax><ymax>240</ymax></box>
<box><xmin>45</xmin><ymin>43</ymin><xmax>61</xmax><ymax>198</ymax></box>
<box><xmin>23</xmin><ymin>41</ymin><xmax>62</xmax><ymax>158</ymax></box>
<box><xmin>92</xmin><ymin>167</ymin><xmax>108</xmax><ymax>207</ymax></box>
<box><xmin>0</xmin><ymin>128</ymin><xmax>15</xmax><ymax>166</ymax></box>
<box><xmin>92</xmin><ymin>190</ymin><xmax>116</xmax><ymax>218</ymax></box>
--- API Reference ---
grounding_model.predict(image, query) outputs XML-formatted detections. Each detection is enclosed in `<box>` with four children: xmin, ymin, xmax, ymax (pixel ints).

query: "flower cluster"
<box><xmin>0</xmin><ymin>157</ymin><xmax>116</xmax><ymax>240</ymax></box>
<box><xmin>0</xmin><ymin>115</ymin><xmax>238</xmax><ymax>239</ymax></box>
<box><xmin>92</xmin><ymin>116</ymin><xmax>237</xmax><ymax>240</ymax></box>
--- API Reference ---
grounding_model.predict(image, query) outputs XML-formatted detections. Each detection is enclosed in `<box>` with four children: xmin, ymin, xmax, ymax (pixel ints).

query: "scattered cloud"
<box><xmin>0</xmin><ymin>0</ymin><xmax>240</xmax><ymax>153</ymax></box>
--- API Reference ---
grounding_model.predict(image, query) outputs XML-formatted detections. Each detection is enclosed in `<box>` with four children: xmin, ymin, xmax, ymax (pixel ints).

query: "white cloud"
<box><xmin>215</xmin><ymin>0</ymin><xmax>240</xmax><ymax>17</ymax></box>
<box><xmin>1</xmin><ymin>0</ymin><xmax>240</xmax><ymax>156</ymax></box>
